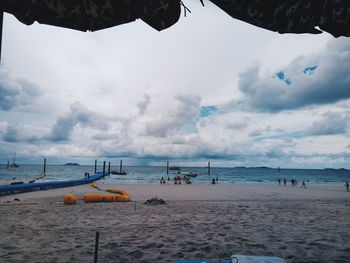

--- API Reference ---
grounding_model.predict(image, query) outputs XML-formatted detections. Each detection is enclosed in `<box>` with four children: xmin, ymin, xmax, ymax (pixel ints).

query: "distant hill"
<box><xmin>64</xmin><ymin>163</ymin><xmax>80</xmax><ymax>166</ymax></box>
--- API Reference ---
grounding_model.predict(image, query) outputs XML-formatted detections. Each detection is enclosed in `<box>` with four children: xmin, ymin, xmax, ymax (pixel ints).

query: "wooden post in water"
<box><xmin>167</xmin><ymin>161</ymin><xmax>169</xmax><ymax>174</ymax></box>
<box><xmin>119</xmin><ymin>160</ymin><xmax>122</xmax><ymax>173</ymax></box>
<box><xmin>108</xmin><ymin>162</ymin><xmax>110</xmax><ymax>176</ymax></box>
<box><xmin>6</xmin><ymin>160</ymin><xmax>9</xmax><ymax>169</ymax></box>
<box><xmin>43</xmin><ymin>158</ymin><xmax>46</xmax><ymax>174</ymax></box>
<box><xmin>208</xmin><ymin>161</ymin><xmax>211</xmax><ymax>175</ymax></box>
<box><xmin>103</xmin><ymin>161</ymin><xmax>106</xmax><ymax>176</ymax></box>
<box><xmin>94</xmin><ymin>160</ymin><xmax>97</xmax><ymax>173</ymax></box>
<box><xmin>94</xmin><ymin>231</ymin><xmax>99</xmax><ymax>263</ymax></box>
<box><xmin>0</xmin><ymin>12</ymin><xmax>3</xmax><ymax>64</ymax></box>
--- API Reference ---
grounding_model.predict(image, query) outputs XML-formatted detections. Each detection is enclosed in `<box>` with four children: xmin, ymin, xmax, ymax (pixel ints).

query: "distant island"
<box><xmin>233</xmin><ymin>166</ymin><xmax>272</xmax><ymax>169</ymax></box>
<box><xmin>64</xmin><ymin>163</ymin><xmax>80</xmax><ymax>166</ymax></box>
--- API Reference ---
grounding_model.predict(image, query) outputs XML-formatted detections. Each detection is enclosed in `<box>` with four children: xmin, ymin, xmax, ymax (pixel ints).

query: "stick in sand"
<box><xmin>94</xmin><ymin>231</ymin><xmax>99</xmax><ymax>263</ymax></box>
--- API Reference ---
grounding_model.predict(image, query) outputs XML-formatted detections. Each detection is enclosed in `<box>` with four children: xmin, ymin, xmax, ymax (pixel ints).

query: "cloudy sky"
<box><xmin>1</xmin><ymin>1</ymin><xmax>350</xmax><ymax>168</ymax></box>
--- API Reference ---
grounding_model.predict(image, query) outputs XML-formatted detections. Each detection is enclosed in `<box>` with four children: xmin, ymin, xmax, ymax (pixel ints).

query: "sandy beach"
<box><xmin>1</xmin><ymin>183</ymin><xmax>350</xmax><ymax>262</ymax></box>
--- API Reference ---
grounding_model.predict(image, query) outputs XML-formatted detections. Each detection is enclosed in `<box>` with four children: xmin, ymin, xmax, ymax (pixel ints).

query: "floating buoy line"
<box><xmin>63</xmin><ymin>182</ymin><xmax>131</xmax><ymax>204</ymax></box>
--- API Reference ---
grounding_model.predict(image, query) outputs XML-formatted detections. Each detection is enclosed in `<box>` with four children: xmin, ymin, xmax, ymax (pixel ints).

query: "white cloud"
<box><xmin>2</xmin><ymin>7</ymin><xmax>350</xmax><ymax>168</ymax></box>
<box><xmin>0</xmin><ymin>67</ymin><xmax>41</xmax><ymax>111</ymax></box>
<box><xmin>237</xmin><ymin>38</ymin><xmax>350</xmax><ymax>112</ymax></box>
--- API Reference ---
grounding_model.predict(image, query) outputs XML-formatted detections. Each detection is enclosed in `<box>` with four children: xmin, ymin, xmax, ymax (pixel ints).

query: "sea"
<box><xmin>1</xmin><ymin>164</ymin><xmax>350</xmax><ymax>186</ymax></box>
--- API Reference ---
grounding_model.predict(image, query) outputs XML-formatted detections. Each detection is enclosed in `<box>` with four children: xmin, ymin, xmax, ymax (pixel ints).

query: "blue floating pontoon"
<box><xmin>0</xmin><ymin>172</ymin><xmax>107</xmax><ymax>196</ymax></box>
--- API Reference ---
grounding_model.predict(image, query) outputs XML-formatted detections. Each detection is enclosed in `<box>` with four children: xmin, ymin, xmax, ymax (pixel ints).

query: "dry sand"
<box><xmin>1</xmin><ymin>183</ymin><xmax>350</xmax><ymax>263</ymax></box>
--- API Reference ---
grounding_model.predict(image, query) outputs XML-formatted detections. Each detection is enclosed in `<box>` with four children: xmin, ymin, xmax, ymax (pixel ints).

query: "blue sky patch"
<box><xmin>180</xmin><ymin>119</ymin><xmax>198</xmax><ymax>134</ymax></box>
<box><xmin>254</xmin><ymin>132</ymin><xmax>302</xmax><ymax>142</ymax></box>
<box><xmin>275</xmin><ymin>71</ymin><xmax>291</xmax><ymax>85</ymax></box>
<box><xmin>303</xmin><ymin>65</ymin><xmax>318</xmax><ymax>75</ymax></box>
<box><xmin>200</xmin><ymin>106</ymin><xmax>218</xmax><ymax>118</ymax></box>
<box><xmin>179</xmin><ymin>106</ymin><xmax>218</xmax><ymax>134</ymax></box>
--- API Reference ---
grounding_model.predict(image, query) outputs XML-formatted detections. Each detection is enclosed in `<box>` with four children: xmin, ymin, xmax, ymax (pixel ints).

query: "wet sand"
<box><xmin>1</xmin><ymin>183</ymin><xmax>350</xmax><ymax>263</ymax></box>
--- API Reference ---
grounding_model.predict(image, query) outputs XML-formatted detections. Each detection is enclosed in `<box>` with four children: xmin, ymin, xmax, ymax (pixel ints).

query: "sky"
<box><xmin>1</xmin><ymin>1</ymin><xmax>350</xmax><ymax>168</ymax></box>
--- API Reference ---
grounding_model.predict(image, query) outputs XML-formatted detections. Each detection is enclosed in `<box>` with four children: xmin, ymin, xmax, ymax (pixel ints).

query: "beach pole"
<box><xmin>120</xmin><ymin>160</ymin><xmax>122</xmax><ymax>173</ymax></box>
<box><xmin>94</xmin><ymin>231</ymin><xmax>99</xmax><ymax>263</ymax></box>
<box><xmin>43</xmin><ymin>158</ymin><xmax>46</xmax><ymax>174</ymax></box>
<box><xmin>167</xmin><ymin>161</ymin><xmax>169</xmax><ymax>174</ymax></box>
<box><xmin>208</xmin><ymin>161</ymin><xmax>211</xmax><ymax>175</ymax></box>
<box><xmin>94</xmin><ymin>160</ymin><xmax>97</xmax><ymax>173</ymax></box>
<box><xmin>103</xmin><ymin>161</ymin><xmax>106</xmax><ymax>176</ymax></box>
<box><xmin>6</xmin><ymin>160</ymin><xmax>9</xmax><ymax>169</ymax></box>
<box><xmin>108</xmin><ymin>162</ymin><xmax>110</xmax><ymax>176</ymax></box>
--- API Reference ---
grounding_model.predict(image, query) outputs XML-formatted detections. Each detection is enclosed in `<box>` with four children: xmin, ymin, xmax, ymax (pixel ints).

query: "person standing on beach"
<box><xmin>216</xmin><ymin>177</ymin><xmax>218</xmax><ymax>184</ymax></box>
<box><xmin>345</xmin><ymin>181</ymin><xmax>349</xmax><ymax>191</ymax></box>
<box><xmin>278</xmin><ymin>178</ymin><xmax>281</xmax><ymax>185</ymax></box>
<box><xmin>283</xmin><ymin>178</ymin><xmax>287</xmax><ymax>186</ymax></box>
<box><xmin>302</xmin><ymin>180</ymin><xmax>306</xmax><ymax>188</ymax></box>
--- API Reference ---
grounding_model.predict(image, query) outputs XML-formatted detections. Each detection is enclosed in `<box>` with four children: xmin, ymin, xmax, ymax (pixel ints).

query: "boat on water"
<box><xmin>169</xmin><ymin>166</ymin><xmax>181</xmax><ymax>171</ymax></box>
<box><xmin>111</xmin><ymin>170</ymin><xmax>127</xmax><ymax>175</ymax></box>
<box><xmin>185</xmin><ymin>172</ymin><xmax>198</xmax><ymax>177</ymax></box>
<box><xmin>9</xmin><ymin>152</ymin><xmax>19</xmax><ymax>168</ymax></box>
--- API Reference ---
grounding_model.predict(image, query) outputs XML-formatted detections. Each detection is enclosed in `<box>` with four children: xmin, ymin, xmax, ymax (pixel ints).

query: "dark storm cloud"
<box><xmin>238</xmin><ymin>38</ymin><xmax>350</xmax><ymax>112</ymax></box>
<box><xmin>303</xmin><ymin>111</ymin><xmax>350</xmax><ymax>136</ymax></box>
<box><xmin>47</xmin><ymin>102</ymin><xmax>109</xmax><ymax>142</ymax></box>
<box><xmin>2</xmin><ymin>124</ymin><xmax>41</xmax><ymax>142</ymax></box>
<box><xmin>2</xmin><ymin>125</ymin><xmax>20</xmax><ymax>142</ymax></box>
<box><xmin>0</xmin><ymin>68</ymin><xmax>41</xmax><ymax>111</ymax></box>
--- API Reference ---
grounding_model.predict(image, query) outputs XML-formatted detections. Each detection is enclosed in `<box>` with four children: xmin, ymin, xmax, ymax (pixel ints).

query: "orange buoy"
<box><xmin>64</xmin><ymin>193</ymin><xmax>77</xmax><ymax>204</ymax></box>
<box><xmin>83</xmin><ymin>193</ymin><xmax>103</xmax><ymax>203</ymax></box>
<box><xmin>102</xmin><ymin>194</ymin><xmax>119</xmax><ymax>202</ymax></box>
<box><xmin>115</xmin><ymin>195</ymin><xmax>128</xmax><ymax>202</ymax></box>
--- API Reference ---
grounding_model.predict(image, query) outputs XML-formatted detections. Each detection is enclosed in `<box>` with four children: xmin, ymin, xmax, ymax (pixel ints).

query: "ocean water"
<box><xmin>1</xmin><ymin>164</ymin><xmax>350</xmax><ymax>186</ymax></box>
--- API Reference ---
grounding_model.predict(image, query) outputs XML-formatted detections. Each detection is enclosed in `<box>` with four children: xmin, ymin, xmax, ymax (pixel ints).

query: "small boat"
<box><xmin>9</xmin><ymin>152</ymin><xmax>19</xmax><ymax>168</ymax></box>
<box><xmin>185</xmin><ymin>172</ymin><xmax>198</xmax><ymax>177</ymax></box>
<box><xmin>111</xmin><ymin>170</ymin><xmax>127</xmax><ymax>175</ymax></box>
<box><xmin>169</xmin><ymin>166</ymin><xmax>181</xmax><ymax>171</ymax></box>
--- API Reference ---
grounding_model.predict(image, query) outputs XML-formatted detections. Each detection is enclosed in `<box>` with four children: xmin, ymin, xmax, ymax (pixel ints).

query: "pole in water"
<box><xmin>94</xmin><ymin>160</ymin><xmax>97</xmax><ymax>173</ymax></box>
<box><xmin>134</xmin><ymin>201</ymin><xmax>137</xmax><ymax>212</ymax></box>
<box><xmin>0</xmin><ymin>12</ymin><xmax>3</xmax><ymax>64</ymax></box>
<box><xmin>43</xmin><ymin>158</ymin><xmax>46</xmax><ymax>174</ymax></box>
<box><xmin>167</xmin><ymin>161</ymin><xmax>169</xmax><ymax>174</ymax></box>
<box><xmin>103</xmin><ymin>161</ymin><xmax>106</xmax><ymax>176</ymax></box>
<box><xmin>119</xmin><ymin>160</ymin><xmax>122</xmax><ymax>173</ymax></box>
<box><xmin>94</xmin><ymin>231</ymin><xmax>99</xmax><ymax>263</ymax></box>
<box><xmin>108</xmin><ymin>162</ymin><xmax>110</xmax><ymax>176</ymax></box>
<box><xmin>208</xmin><ymin>161</ymin><xmax>211</xmax><ymax>175</ymax></box>
<box><xmin>6</xmin><ymin>160</ymin><xmax>9</xmax><ymax>169</ymax></box>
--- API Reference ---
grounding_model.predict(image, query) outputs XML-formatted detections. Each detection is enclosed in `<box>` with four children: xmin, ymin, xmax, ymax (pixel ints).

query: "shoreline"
<box><xmin>0</xmin><ymin>182</ymin><xmax>349</xmax><ymax>203</ymax></box>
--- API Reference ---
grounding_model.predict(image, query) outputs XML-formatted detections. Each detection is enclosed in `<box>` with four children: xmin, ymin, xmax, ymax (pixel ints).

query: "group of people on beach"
<box><xmin>160</xmin><ymin>176</ymin><xmax>220</xmax><ymax>184</ymax></box>
<box><xmin>159</xmin><ymin>176</ymin><xmax>192</xmax><ymax>184</ymax></box>
<box><xmin>212</xmin><ymin>177</ymin><xmax>219</xmax><ymax>184</ymax></box>
<box><xmin>278</xmin><ymin>178</ymin><xmax>306</xmax><ymax>188</ymax></box>
<box><xmin>278</xmin><ymin>178</ymin><xmax>350</xmax><ymax>191</ymax></box>
<box><xmin>84</xmin><ymin>172</ymin><xmax>90</xmax><ymax>179</ymax></box>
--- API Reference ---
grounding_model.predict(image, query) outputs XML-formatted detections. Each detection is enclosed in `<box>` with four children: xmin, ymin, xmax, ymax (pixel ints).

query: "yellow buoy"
<box><xmin>64</xmin><ymin>193</ymin><xmax>77</xmax><ymax>204</ymax></box>
<box><xmin>83</xmin><ymin>193</ymin><xmax>103</xmax><ymax>203</ymax></box>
